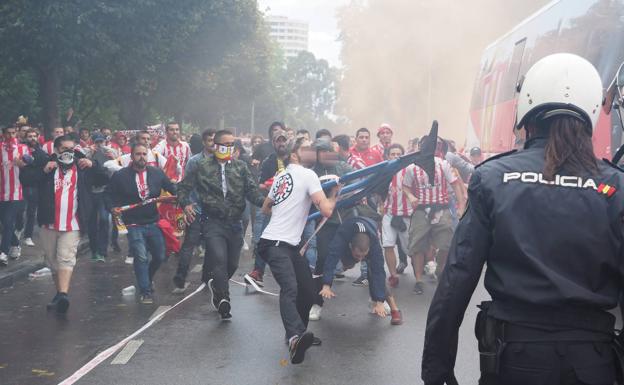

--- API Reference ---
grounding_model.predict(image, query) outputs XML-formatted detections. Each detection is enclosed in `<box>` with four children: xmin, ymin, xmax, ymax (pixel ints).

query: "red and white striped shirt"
<box><xmin>371</xmin><ymin>143</ymin><xmax>388</xmax><ymax>158</ymax></box>
<box><xmin>384</xmin><ymin>168</ymin><xmax>413</xmax><ymax>217</ymax></box>
<box><xmin>43</xmin><ymin>140</ymin><xmax>55</xmax><ymax>155</ymax></box>
<box><xmin>153</xmin><ymin>140</ymin><xmax>191</xmax><ymax>181</ymax></box>
<box><xmin>52</xmin><ymin>166</ymin><xmax>79</xmax><ymax>231</ymax></box>
<box><xmin>0</xmin><ymin>141</ymin><xmax>29</xmax><ymax>201</ymax></box>
<box><xmin>347</xmin><ymin>153</ymin><xmax>367</xmax><ymax>170</ymax></box>
<box><xmin>403</xmin><ymin>157</ymin><xmax>457</xmax><ymax>206</ymax></box>
<box><xmin>135</xmin><ymin>170</ymin><xmax>150</xmax><ymax>201</ymax></box>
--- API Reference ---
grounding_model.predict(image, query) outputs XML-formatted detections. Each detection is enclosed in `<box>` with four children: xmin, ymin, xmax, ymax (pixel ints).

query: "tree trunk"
<box><xmin>39</xmin><ymin>65</ymin><xmax>60</xmax><ymax>139</ymax></box>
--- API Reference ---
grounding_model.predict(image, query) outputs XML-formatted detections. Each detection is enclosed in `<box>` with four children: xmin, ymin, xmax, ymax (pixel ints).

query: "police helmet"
<box><xmin>516</xmin><ymin>53</ymin><xmax>603</xmax><ymax>134</ymax></box>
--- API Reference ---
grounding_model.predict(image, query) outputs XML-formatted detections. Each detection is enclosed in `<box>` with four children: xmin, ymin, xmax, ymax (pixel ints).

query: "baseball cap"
<box><xmin>92</xmin><ymin>133</ymin><xmax>105</xmax><ymax>142</ymax></box>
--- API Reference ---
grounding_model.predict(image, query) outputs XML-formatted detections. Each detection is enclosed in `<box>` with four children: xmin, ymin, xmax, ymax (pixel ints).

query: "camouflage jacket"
<box><xmin>178</xmin><ymin>155</ymin><xmax>264</xmax><ymax>223</ymax></box>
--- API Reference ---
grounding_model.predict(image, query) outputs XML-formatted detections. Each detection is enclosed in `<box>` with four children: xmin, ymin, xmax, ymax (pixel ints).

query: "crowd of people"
<box><xmin>0</xmin><ymin>117</ymin><xmax>484</xmax><ymax>364</ymax></box>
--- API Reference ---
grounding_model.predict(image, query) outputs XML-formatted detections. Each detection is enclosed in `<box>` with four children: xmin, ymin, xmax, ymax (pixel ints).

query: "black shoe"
<box><xmin>173</xmin><ymin>275</ymin><xmax>185</xmax><ymax>289</ymax></box>
<box><xmin>414</xmin><ymin>281</ymin><xmax>424</xmax><ymax>295</ymax></box>
<box><xmin>218</xmin><ymin>299</ymin><xmax>231</xmax><ymax>320</ymax></box>
<box><xmin>140</xmin><ymin>294</ymin><xmax>154</xmax><ymax>304</ymax></box>
<box><xmin>312</xmin><ymin>336</ymin><xmax>322</xmax><ymax>346</ymax></box>
<box><xmin>289</xmin><ymin>332</ymin><xmax>314</xmax><ymax>364</ymax></box>
<box><xmin>46</xmin><ymin>292</ymin><xmax>61</xmax><ymax>310</ymax></box>
<box><xmin>56</xmin><ymin>293</ymin><xmax>70</xmax><ymax>313</ymax></box>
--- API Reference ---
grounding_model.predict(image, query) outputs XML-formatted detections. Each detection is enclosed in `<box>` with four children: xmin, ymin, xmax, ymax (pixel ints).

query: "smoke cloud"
<box><xmin>336</xmin><ymin>0</ymin><xmax>549</xmax><ymax>147</ymax></box>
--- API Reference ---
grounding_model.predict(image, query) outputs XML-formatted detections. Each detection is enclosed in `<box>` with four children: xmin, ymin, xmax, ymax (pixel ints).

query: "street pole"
<box><xmin>251</xmin><ymin>101</ymin><xmax>255</xmax><ymax>135</ymax></box>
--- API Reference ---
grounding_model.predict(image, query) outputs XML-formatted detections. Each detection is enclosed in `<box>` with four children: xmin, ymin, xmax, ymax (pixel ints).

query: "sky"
<box><xmin>258</xmin><ymin>0</ymin><xmax>350</xmax><ymax>67</ymax></box>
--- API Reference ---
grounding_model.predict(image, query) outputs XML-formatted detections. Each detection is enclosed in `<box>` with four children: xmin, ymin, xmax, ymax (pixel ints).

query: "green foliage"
<box><xmin>281</xmin><ymin>51</ymin><xmax>339</xmax><ymax>132</ymax></box>
<box><xmin>0</xmin><ymin>0</ymin><xmax>299</xmax><ymax>136</ymax></box>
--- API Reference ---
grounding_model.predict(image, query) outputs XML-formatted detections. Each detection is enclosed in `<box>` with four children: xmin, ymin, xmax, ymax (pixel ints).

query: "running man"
<box><xmin>257</xmin><ymin>137</ymin><xmax>338</xmax><ymax>364</ymax></box>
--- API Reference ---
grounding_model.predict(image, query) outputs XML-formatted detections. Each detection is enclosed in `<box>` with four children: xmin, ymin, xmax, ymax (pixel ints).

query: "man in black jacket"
<box><xmin>20</xmin><ymin>135</ymin><xmax>108</xmax><ymax>313</ymax></box>
<box><xmin>107</xmin><ymin>143</ymin><xmax>176</xmax><ymax>304</ymax></box>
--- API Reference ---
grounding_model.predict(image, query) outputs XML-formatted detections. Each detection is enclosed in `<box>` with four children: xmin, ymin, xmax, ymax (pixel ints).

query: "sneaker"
<box><xmin>390</xmin><ymin>309</ymin><xmax>403</xmax><ymax>325</ymax></box>
<box><xmin>46</xmin><ymin>293</ymin><xmax>61</xmax><ymax>310</ymax></box>
<box><xmin>312</xmin><ymin>336</ymin><xmax>322</xmax><ymax>346</ymax></box>
<box><xmin>56</xmin><ymin>293</ymin><xmax>70</xmax><ymax>313</ymax></box>
<box><xmin>414</xmin><ymin>281</ymin><xmax>424</xmax><ymax>295</ymax></box>
<box><xmin>23</xmin><ymin>238</ymin><xmax>35</xmax><ymax>247</ymax></box>
<box><xmin>289</xmin><ymin>332</ymin><xmax>314</xmax><ymax>364</ymax></box>
<box><xmin>8</xmin><ymin>246</ymin><xmax>21</xmax><ymax>260</ymax></box>
<box><xmin>309</xmin><ymin>304</ymin><xmax>322</xmax><ymax>321</ymax></box>
<box><xmin>139</xmin><ymin>294</ymin><xmax>154</xmax><ymax>304</ymax></box>
<box><xmin>388</xmin><ymin>275</ymin><xmax>399</xmax><ymax>288</ymax></box>
<box><xmin>396</xmin><ymin>261</ymin><xmax>408</xmax><ymax>274</ymax></box>
<box><xmin>208</xmin><ymin>279</ymin><xmax>218</xmax><ymax>310</ymax></box>
<box><xmin>0</xmin><ymin>253</ymin><xmax>7</xmax><ymax>266</ymax></box>
<box><xmin>245</xmin><ymin>269</ymin><xmax>264</xmax><ymax>287</ymax></box>
<box><xmin>172</xmin><ymin>281</ymin><xmax>189</xmax><ymax>294</ymax></box>
<box><xmin>218</xmin><ymin>299</ymin><xmax>232</xmax><ymax>320</ymax></box>
<box><xmin>124</xmin><ymin>256</ymin><xmax>134</xmax><ymax>265</ymax></box>
<box><xmin>91</xmin><ymin>254</ymin><xmax>105</xmax><ymax>262</ymax></box>
<box><xmin>352</xmin><ymin>276</ymin><xmax>369</xmax><ymax>287</ymax></box>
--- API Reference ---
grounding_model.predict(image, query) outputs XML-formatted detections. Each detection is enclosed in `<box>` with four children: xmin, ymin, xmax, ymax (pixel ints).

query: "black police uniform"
<box><xmin>422</xmin><ymin>136</ymin><xmax>624</xmax><ymax>385</ymax></box>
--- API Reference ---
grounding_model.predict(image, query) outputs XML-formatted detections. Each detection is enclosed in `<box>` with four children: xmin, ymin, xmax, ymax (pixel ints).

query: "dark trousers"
<box><xmin>313</xmin><ymin>222</ymin><xmax>340</xmax><ymax>307</ymax></box>
<box><xmin>173</xmin><ymin>218</ymin><xmax>214</xmax><ymax>286</ymax></box>
<box><xmin>480</xmin><ymin>341</ymin><xmax>615</xmax><ymax>385</ymax></box>
<box><xmin>204</xmin><ymin>220</ymin><xmax>243</xmax><ymax>301</ymax></box>
<box><xmin>23</xmin><ymin>187</ymin><xmax>37</xmax><ymax>238</ymax></box>
<box><xmin>259</xmin><ymin>238</ymin><xmax>316</xmax><ymax>339</ymax></box>
<box><xmin>397</xmin><ymin>237</ymin><xmax>408</xmax><ymax>264</ymax></box>
<box><xmin>88</xmin><ymin>192</ymin><xmax>110</xmax><ymax>256</ymax></box>
<box><xmin>0</xmin><ymin>201</ymin><xmax>24</xmax><ymax>254</ymax></box>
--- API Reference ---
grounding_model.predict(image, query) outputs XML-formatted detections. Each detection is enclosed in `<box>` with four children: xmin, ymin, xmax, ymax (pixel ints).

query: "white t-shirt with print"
<box><xmin>261</xmin><ymin>163</ymin><xmax>323</xmax><ymax>246</ymax></box>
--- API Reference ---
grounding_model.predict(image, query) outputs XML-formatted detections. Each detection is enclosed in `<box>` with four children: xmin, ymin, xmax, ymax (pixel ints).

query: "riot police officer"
<box><xmin>421</xmin><ymin>53</ymin><xmax>624</xmax><ymax>385</ymax></box>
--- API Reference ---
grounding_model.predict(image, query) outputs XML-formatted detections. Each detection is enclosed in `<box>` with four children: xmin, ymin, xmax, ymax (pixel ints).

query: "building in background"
<box><xmin>265</xmin><ymin>15</ymin><xmax>309</xmax><ymax>59</ymax></box>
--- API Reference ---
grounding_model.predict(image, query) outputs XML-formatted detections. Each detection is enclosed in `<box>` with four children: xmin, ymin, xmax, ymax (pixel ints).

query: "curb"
<box><xmin>0</xmin><ymin>239</ymin><xmax>91</xmax><ymax>289</ymax></box>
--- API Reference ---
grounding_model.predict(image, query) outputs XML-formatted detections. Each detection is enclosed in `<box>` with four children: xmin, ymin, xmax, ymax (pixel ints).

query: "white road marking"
<box><xmin>111</xmin><ymin>339</ymin><xmax>144</xmax><ymax>365</ymax></box>
<box><xmin>149</xmin><ymin>306</ymin><xmax>172</xmax><ymax>321</ymax></box>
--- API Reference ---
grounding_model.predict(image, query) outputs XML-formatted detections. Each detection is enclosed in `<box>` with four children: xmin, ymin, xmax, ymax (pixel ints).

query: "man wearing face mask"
<box><xmin>178</xmin><ymin>129</ymin><xmax>265</xmax><ymax>320</ymax></box>
<box><xmin>107</xmin><ymin>143</ymin><xmax>176</xmax><ymax>304</ymax></box>
<box><xmin>20</xmin><ymin>135</ymin><xmax>108</xmax><ymax>312</ymax></box>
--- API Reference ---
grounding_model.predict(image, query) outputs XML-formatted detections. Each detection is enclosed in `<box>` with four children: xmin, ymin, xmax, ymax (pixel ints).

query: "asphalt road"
<box><xmin>0</xmin><ymin>244</ymin><xmax>489</xmax><ymax>385</ymax></box>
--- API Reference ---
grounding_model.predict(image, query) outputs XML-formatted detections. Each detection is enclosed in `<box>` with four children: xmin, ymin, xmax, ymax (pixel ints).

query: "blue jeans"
<box><xmin>88</xmin><ymin>192</ymin><xmax>110</xmax><ymax>256</ymax></box>
<box><xmin>128</xmin><ymin>224</ymin><xmax>166</xmax><ymax>295</ymax></box>
<box><xmin>0</xmin><ymin>201</ymin><xmax>24</xmax><ymax>254</ymax></box>
<box><xmin>302</xmin><ymin>220</ymin><xmax>317</xmax><ymax>269</ymax></box>
<box><xmin>252</xmin><ymin>210</ymin><xmax>270</xmax><ymax>273</ymax></box>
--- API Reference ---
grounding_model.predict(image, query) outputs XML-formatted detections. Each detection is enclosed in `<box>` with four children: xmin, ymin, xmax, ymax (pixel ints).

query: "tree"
<box><xmin>281</xmin><ymin>51</ymin><xmax>339</xmax><ymax>132</ymax></box>
<box><xmin>0</xmin><ymin>1</ymin><xmax>285</xmax><ymax>135</ymax></box>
